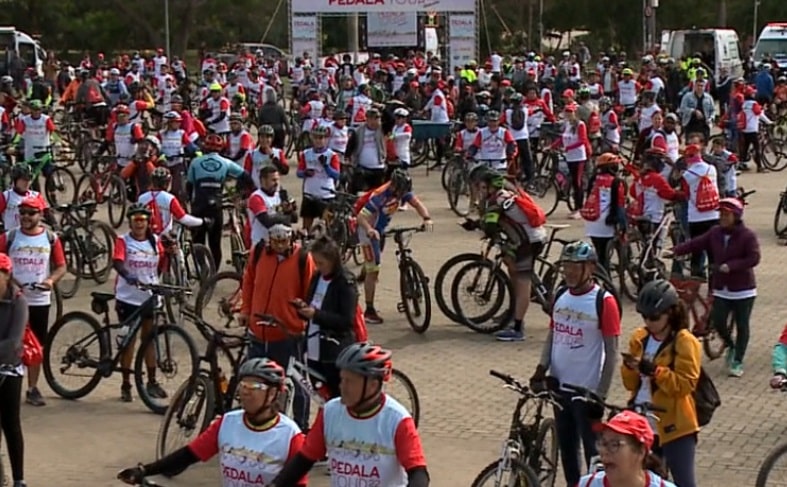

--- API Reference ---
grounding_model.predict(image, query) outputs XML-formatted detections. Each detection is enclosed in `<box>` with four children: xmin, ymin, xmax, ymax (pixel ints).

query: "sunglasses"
<box><xmin>239</xmin><ymin>380</ymin><xmax>270</xmax><ymax>391</ymax></box>
<box><xmin>131</xmin><ymin>215</ymin><xmax>149</xmax><ymax>222</ymax></box>
<box><xmin>19</xmin><ymin>209</ymin><xmax>40</xmax><ymax>216</ymax></box>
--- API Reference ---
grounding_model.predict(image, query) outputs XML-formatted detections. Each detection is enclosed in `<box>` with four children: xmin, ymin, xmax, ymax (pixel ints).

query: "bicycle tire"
<box><xmin>85</xmin><ymin>220</ymin><xmax>116</xmax><ymax>284</ymax></box>
<box><xmin>228</xmin><ymin>233</ymin><xmax>246</xmax><ymax>274</ymax></box>
<box><xmin>434</xmin><ymin>253</ymin><xmax>485</xmax><ymax>323</ymax></box>
<box><xmin>45</xmin><ymin>166</ymin><xmax>77</xmax><ymax>206</ymax></box>
<box><xmin>702</xmin><ymin>315</ymin><xmax>734</xmax><ymax>361</ymax></box>
<box><xmin>774</xmin><ymin>193</ymin><xmax>787</xmax><ymax>237</ymax></box>
<box><xmin>440</xmin><ymin>159</ymin><xmax>454</xmax><ymax>191</ymax></box>
<box><xmin>58</xmin><ymin>235</ymin><xmax>82</xmax><ymax>299</ymax></box>
<box><xmin>755</xmin><ymin>441</ymin><xmax>787</xmax><ymax>487</ymax></box>
<box><xmin>107</xmin><ymin>174</ymin><xmax>127</xmax><ymax>228</ymax></box>
<box><xmin>470</xmin><ymin>458</ymin><xmax>541</xmax><ymax>487</ymax></box>
<box><xmin>533</xmin><ymin>418</ymin><xmax>558</xmax><ymax>487</ymax></box>
<box><xmin>134</xmin><ymin>324</ymin><xmax>200</xmax><ymax>415</ymax></box>
<box><xmin>194</xmin><ymin>271</ymin><xmax>243</xmax><ymax>328</ymax></box>
<box><xmin>161</xmin><ymin>258</ymin><xmax>183</xmax><ymax>324</ymax></box>
<box><xmin>388</xmin><ymin>368</ymin><xmax>421</xmax><ymax>428</ymax></box>
<box><xmin>43</xmin><ymin>311</ymin><xmax>108</xmax><ymax>400</ymax></box>
<box><xmin>189</xmin><ymin>243</ymin><xmax>216</xmax><ymax>287</ymax></box>
<box><xmin>156</xmin><ymin>374</ymin><xmax>215</xmax><ymax>469</ymax></box>
<box><xmin>399</xmin><ymin>260</ymin><xmax>432</xmax><ymax>334</ymax></box>
<box><xmin>52</xmin><ymin>284</ymin><xmax>63</xmax><ymax>322</ymax></box>
<box><xmin>450</xmin><ymin>260</ymin><xmax>513</xmax><ymax>334</ymax></box>
<box><xmin>447</xmin><ymin>170</ymin><xmax>471</xmax><ymax>217</ymax></box>
<box><xmin>526</xmin><ymin>176</ymin><xmax>560</xmax><ymax>217</ymax></box>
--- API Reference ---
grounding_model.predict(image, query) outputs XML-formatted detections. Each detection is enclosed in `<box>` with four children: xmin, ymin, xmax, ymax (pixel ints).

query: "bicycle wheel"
<box><xmin>228</xmin><ymin>232</ymin><xmax>246</xmax><ymax>274</ymax></box>
<box><xmin>385</xmin><ymin>368</ymin><xmax>421</xmax><ymax>428</ymax></box>
<box><xmin>471</xmin><ymin>458</ymin><xmax>541</xmax><ymax>487</ymax></box>
<box><xmin>607</xmin><ymin>240</ymin><xmax>639</xmax><ymax>302</ymax></box>
<box><xmin>51</xmin><ymin>285</ymin><xmax>63</xmax><ymax>322</ymax></box>
<box><xmin>702</xmin><ymin>315</ymin><xmax>734</xmax><ymax>361</ymax></box>
<box><xmin>447</xmin><ymin>169</ymin><xmax>472</xmax><ymax>217</ymax></box>
<box><xmin>43</xmin><ymin>311</ymin><xmax>108</xmax><ymax>399</ymax></box>
<box><xmin>755</xmin><ymin>441</ymin><xmax>787</xmax><ymax>487</ymax></box>
<box><xmin>84</xmin><ymin>220</ymin><xmax>115</xmax><ymax>284</ymax></box>
<box><xmin>398</xmin><ymin>260</ymin><xmax>432</xmax><ymax>334</ymax></box>
<box><xmin>450</xmin><ymin>260</ymin><xmax>513</xmax><ymax>333</ymax></box>
<box><xmin>774</xmin><ymin>193</ymin><xmax>787</xmax><ymax>237</ymax></box>
<box><xmin>434</xmin><ymin>253</ymin><xmax>484</xmax><ymax>323</ymax></box>
<box><xmin>45</xmin><ymin>166</ymin><xmax>78</xmax><ymax>206</ymax></box>
<box><xmin>526</xmin><ymin>176</ymin><xmax>560</xmax><ymax>217</ymax></box>
<box><xmin>156</xmin><ymin>374</ymin><xmax>216</xmax><ymax>464</ymax></box>
<box><xmin>188</xmin><ymin>243</ymin><xmax>216</xmax><ymax>288</ymax></box>
<box><xmin>533</xmin><ymin>418</ymin><xmax>559</xmax><ymax>487</ymax></box>
<box><xmin>134</xmin><ymin>324</ymin><xmax>199</xmax><ymax>415</ymax></box>
<box><xmin>58</xmin><ymin>236</ymin><xmax>82</xmax><ymax>299</ymax></box>
<box><xmin>107</xmin><ymin>174</ymin><xmax>127</xmax><ymax>228</ymax></box>
<box><xmin>195</xmin><ymin>271</ymin><xmax>243</xmax><ymax>328</ymax></box>
<box><xmin>440</xmin><ymin>159</ymin><xmax>455</xmax><ymax>191</ymax></box>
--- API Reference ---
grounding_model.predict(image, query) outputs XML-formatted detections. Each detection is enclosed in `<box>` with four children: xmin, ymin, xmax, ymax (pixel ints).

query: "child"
<box><xmin>771</xmin><ymin>324</ymin><xmax>787</xmax><ymax>389</ymax></box>
<box><xmin>709</xmin><ymin>137</ymin><xmax>739</xmax><ymax>197</ymax></box>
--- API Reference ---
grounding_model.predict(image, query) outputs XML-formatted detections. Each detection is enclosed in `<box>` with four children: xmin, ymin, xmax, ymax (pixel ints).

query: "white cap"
<box><xmin>394</xmin><ymin>107</ymin><xmax>409</xmax><ymax>117</ymax></box>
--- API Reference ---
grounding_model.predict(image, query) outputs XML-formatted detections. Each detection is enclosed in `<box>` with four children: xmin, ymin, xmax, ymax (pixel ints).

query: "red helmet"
<box><xmin>203</xmin><ymin>134</ymin><xmax>225</xmax><ymax>152</ymax></box>
<box><xmin>114</xmin><ymin>104</ymin><xmax>130</xmax><ymax>115</ymax></box>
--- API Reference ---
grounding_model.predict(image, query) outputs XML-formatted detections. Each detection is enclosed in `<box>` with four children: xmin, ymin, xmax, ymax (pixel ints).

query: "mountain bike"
<box><xmin>670</xmin><ymin>274</ymin><xmax>733</xmax><ymax>361</ymax></box>
<box><xmin>43</xmin><ymin>283</ymin><xmax>199</xmax><ymax>414</ymax></box>
<box><xmin>527</xmin><ymin>151</ymin><xmax>577</xmax><ymax>217</ymax></box>
<box><xmin>75</xmin><ymin>154</ymin><xmax>127</xmax><ymax>228</ymax></box>
<box><xmin>316</xmin><ymin>187</ymin><xmax>360</xmax><ymax>264</ymax></box>
<box><xmin>470</xmin><ymin>370</ymin><xmax>558</xmax><ymax>487</ymax></box>
<box><xmin>194</xmin><ymin>270</ymin><xmax>243</xmax><ymax>328</ymax></box>
<box><xmin>385</xmin><ymin>225</ymin><xmax>432</xmax><ymax>334</ymax></box>
<box><xmin>156</xmin><ymin>306</ymin><xmax>250</xmax><ymax>470</ymax></box>
<box><xmin>221</xmin><ymin>191</ymin><xmax>247</xmax><ymax>273</ymax></box>
<box><xmin>756</xmin><ymin>377</ymin><xmax>787</xmax><ymax>487</ymax></box>
<box><xmin>21</xmin><ymin>147</ymin><xmax>78</xmax><ymax>206</ymax></box>
<box><xmin>444</xmin><ymin>156</ymin><xmax>473</xmax><ymax>217</ymax></box>
<box><xmin>160</xmin><ymin>222</ymin><xmax>215</xmax><ymax>322</ymax></box>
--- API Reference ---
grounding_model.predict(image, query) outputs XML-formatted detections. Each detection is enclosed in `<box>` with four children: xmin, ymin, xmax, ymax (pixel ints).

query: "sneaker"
<box><xmin>729</xmin><ymin>362</ymin><xmax>744</xmax><ymax>377</ymax></box>
<box><xmin>147</xmin><ymin>381</ymin><xmax>169</xmax><ymax>399</ymax></box>
<box><xmin>364</xmin><ymin>309</ymin><xmax>384</xmax><ymax>324</ymax></box>
<box><xmin>13</xmin><ymin>481</ymin><xmax>26</xmax><ymax>487</ymax></box>
<box><xmin>25</xmin><ymin>387</ymin><xmax>46</xmax><ymax>407</ymax></box>
<box><xmin>495</xmin><ymin>329</ymin><xmax>524</xmax><ymax>342</ymax></box>
<box><xmin>120</xmin><ymin>383</ymin><xmax>133</xmax><ymax>402</ymax></box>
<box><xmin>569</xmin><ymin>212</ymin><xmax>582</xmax><ymax>220</ymax></box>
<box><xmin>725</xmin><ymin>347</ymin><xmax>736</xmax><ymax>367</ymax></box>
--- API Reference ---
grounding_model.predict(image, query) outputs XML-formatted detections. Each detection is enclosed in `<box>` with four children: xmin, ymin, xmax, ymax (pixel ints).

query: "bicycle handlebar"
<box><xmin>137</xmin><ymin>282</ymin><xmax>193</xmax><ymax>297</ymax></box>
<box><xmin>489</xmin><ymin>370</ymin><xmax>563</xmax><ymax>409</ymax></box>
<box><xmin>384</xmin><ymin>225</ymin><xmax>427</xmax><ymax>236</ymax></box>
<box><xmin>254</xmin><ymin>313</ymin><xmax>305</xmax><ymax>340</ymax></box>
<box><xmin>563</xmin><ymin>382</ymin><xmax>667</xmax><ymax>415</ymax></box>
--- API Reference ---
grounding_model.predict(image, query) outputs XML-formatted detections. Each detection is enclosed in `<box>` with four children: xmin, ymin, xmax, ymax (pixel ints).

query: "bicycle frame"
<box><xmin>670</xmin><ymin>278</ymin><xmax>711</xmax><ymax>336</ymax></box>
<box><xmin>283</xmin><ymin>355</ymin><xmax>330</xmax><ymax>411</ymax></box>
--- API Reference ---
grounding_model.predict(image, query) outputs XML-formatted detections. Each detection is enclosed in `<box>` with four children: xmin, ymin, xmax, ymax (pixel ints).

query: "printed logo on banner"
<box><xmin>293</xmin><ymin>0</ymin><xmax>477</xmax><ymax>14</ymax></box>
<box><xmin>449</xmin><ymin>14</ymin><xmax>475</xmax><ymax>38</ymax></box>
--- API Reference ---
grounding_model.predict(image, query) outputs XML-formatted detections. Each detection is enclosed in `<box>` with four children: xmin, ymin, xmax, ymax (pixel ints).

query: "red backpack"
<box><xmin>145</xmin><ymin>192</ymin><xmax>165</xmax><ymax>235</ymax></box>
<box><xmin>352</xmin><ymin>304</ymin><xmax>368</xmax><ymax>342</ymax></box>
<box><xmin>581</xmin><ymin>185</ymin><xmax>602</xmax><ymax>221</ymax></box>
<box><xmin>510</xmin><ymin>188</ymin><xmax>546</xmax><ymax>227</ymax></box>
<box><xmin>690</xmin><ymin>167</ymin><xmax>720</xmax><ymax>212</ymax></box>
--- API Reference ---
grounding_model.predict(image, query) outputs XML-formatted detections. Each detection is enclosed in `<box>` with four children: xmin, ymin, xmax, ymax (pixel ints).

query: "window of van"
<box><xmin>18</xmin><ymin>42</ymin><xmax>35</xmax><ymax>69</ymax></box>
<box><xmin>755</xmin><ymin>39</ymin><xmax>787</xmax><ymax>60</ymax></box>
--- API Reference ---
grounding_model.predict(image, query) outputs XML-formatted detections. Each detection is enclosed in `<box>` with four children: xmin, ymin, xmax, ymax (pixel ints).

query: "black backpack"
<box><xmin>510</xmin><ymin>104</ymin><xmax>526</xmax><ymax>130</ymax></box>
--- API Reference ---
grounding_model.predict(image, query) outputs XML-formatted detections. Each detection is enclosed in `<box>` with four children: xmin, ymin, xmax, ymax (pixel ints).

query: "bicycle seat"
<box><xmin>90</xmin><ymin>292</ymin><xmax>115</xmax><ymax>304</ymax></box>
<box><xmin>544</xmin><ymin>223</ymin><xmax>571</xmax><ymax>231</ymax></box>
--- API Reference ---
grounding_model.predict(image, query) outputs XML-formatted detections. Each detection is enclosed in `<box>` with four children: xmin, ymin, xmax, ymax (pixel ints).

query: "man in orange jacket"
<box><xmin>239</xmin><ymin>223</ymin><xmax>314</xmax><ymax>430</ymax></box>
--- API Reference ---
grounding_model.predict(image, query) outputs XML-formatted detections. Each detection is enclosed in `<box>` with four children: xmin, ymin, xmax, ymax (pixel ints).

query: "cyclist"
<box><xmin>226</xmin><ymin>112</ymin><xmax>254</xmax><ymax>164</ymax></box>
<box><xmin>117</xmin><ymin>358</ymin><xmax>307</xmax><ymax>486</ymax></box>
<box><xmin>530</xmin><ymin>241</ymin><xmax>620</xmax><ymax>487</ymax></box>
<box><xmin>355</xmin><ymin>169</ymin><xmax>432</xmax><ymax>324</ymax></box>
<box><xmin>186</xmin><ymin>133</ymin><xmax>253</xmax><ymax>269</ymax></box>
<box><xmin>271</xmin><ymin>342</ymin><xmax>429</xmax><ymax>487</ymax></box>
<box><xmin>0</xmin><ymin>164</ymin><xmax>48</xmax><ymax>231</ymax></box>
<box><xmin>247</xmin><ymin>166</ymin><xmax>297</xmax><ymax>248</ymax></box>
<box><xmin>466</xmin><ymin>109</ymin><xmax>516</xmax><ymax>175</ymax></box>
<box><xmin>111</xmin><ymin>202</ymin><xmax>169</xmax><ymax>402</ymax></box>
<box><xmin>158</xmin><ymin>110</ymin><xmax>199</xmax><ymax>205</ymax></box>
<box><xmin>137</xmin><ymin>167</ymin><xmax>209</xmax><ymax>235</ymax></box>
<box><xmin>770</xmin><ymin>323</ymin><xmax>787</xmax><ymax>389</ymax></box>
<box><xmin>579</xmin><ymin>411</ymin><xmax>676</xmax><ymax>487</ymax></box>
<box><xmin>11</xmin><ymin>100</ymin><xmax>61</xmax><ymax>175</ymax></box>
<box><xmin>296</xmin><ymin>125</ymin><xmax>341</xmax><ymax>234</ymax></box>
<box><xmin>247</xmin><ymin>124</ymin><xmax>289</xmax><ymax>189</ymax></box>
<box><xmin>582</xmin><ymin>152</ymin><xmax>627</xmax><ymax>272</ymax></box>
<box><xmin>621</xmin><ymin>279</ymin><xmax>700</xmax><ymax>487</ymax></box>
<box><xmin>120</xmin><ymin>135</ymin><xmax>161</xmax><ymax>200</ymax></box>
<box><xmin>460</xmin><ymin>167</ymin><xmax>547</xmax><ymax>341</ymax></box>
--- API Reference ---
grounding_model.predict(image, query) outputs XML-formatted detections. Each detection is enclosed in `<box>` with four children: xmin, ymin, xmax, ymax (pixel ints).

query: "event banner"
<box><xmin>291</xmin><ymin>15</ymin><xmax>319</xmax><ymax>59</ymax></box>
<box><xmin>367</xmin><ymin>12</ymin><xmax>418</xmax><ymax>47</ymax></box>
<box><xmin>292</xmin><ymin>0</ymin><xmax>476</xmax><ymax>14</ymax></box>
<box><xmin>448</xmin><ymin>37</ymin><xmax>475</xmax><ymax>72</ymax></box>
<box><xmin>448</xmin><ymin>13</ymin><xmax>475</xmax><ymax>39</ymax></box>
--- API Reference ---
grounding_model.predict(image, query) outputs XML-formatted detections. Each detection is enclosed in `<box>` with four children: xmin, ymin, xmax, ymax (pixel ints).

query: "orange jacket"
<box><xmin>60</xmin><ymin>79</ymin><xmax>82</xmax><ymax>105</ymax></box>
<box><xmin>241</xmin><ymin>243</ymin><xmax>314</xmax><ymax>342</ymax></box>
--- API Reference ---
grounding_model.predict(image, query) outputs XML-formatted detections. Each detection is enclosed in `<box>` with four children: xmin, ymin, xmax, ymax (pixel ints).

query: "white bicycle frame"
<box><xmin>281</xmin><ymin>352</ymin><xmax>329</xmax><ymax>416</ymax></box>
<box><xmin>637</xmin><ymin>209</ymin><xmax>675</xmax><ymax>281</ymax></box>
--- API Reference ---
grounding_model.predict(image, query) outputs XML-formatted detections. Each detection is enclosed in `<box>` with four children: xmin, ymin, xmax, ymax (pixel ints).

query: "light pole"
<box><xmin>164</xmin><ymin>0</ymin><xmax>171</xmax><ymax>59</ymax></box>
<box><xmin>753</xmin><ymin>0</ymin><xmax>761</xmax><ymax>43</ymax></box>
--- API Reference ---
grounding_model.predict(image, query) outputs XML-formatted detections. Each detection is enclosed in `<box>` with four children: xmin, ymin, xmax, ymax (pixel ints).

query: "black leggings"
<box><xmin>567</xmin><ymin>160</ymin><xmax>585</xmax><ymax>210</ymax></box>
<box><xmin>739</xmin><ymin>132</ymin><xmax>762</xmax><ymax>168</ymax></box>
<box><xmin>0</xmin><ymin>374</ymin><xmax>24</xmax><ymax>481</ymax></box>
<box><xmin>191</xmin><ymin>204</ymin><xmax>224</xmax><ymax>270</ymax></box>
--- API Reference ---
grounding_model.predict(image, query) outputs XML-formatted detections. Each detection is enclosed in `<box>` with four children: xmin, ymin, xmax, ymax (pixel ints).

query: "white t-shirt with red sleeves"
<box><xmin>300</xmin><ymin>395</ymin><xmax>427</xmax><ymax>487</ymax></box>
<box><xmin>188</xmin><ymin>410</ymin><xmax>306</xmax><ymax>487</ymax></box>
<box><xmin>246</xmin><ymin>189</ymin><xmax>282</xmax><ymax>247</ymax></box>
<box><xmin>549</xmin><ymin>284</ymin><xmax>620</xmax><ymax>392</ymax></box>
<box><xmin>137</xmin><ymin>190</ymin><xmax>187</xmax><ymax>235</ymax></box>
<box><xmin>113</xmin><ymin>233</ymin><xmax>164</xmax><ymax>306</ymax></box>
<box><xmin>0</xmin><ymin>228</ymin><xmax>66</xmax><ymax>306</ymax></box>
<box><xmin>0</xmin><ymin>190</ymin><xmax>46</xmax><ymax>231</ymax></box>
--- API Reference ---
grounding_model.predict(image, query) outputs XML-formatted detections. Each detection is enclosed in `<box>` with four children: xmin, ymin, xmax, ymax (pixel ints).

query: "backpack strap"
<box><xmin>147</xmin><ymin>233</ymin><xmax>158</xmax><ymax>255</ymax></box>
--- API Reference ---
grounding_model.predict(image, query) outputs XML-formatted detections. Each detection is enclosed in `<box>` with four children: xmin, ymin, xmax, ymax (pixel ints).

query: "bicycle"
<box><xmin>526</xmin><ymin>151</ymin><xmax>575</xmax><ymax>217</ymax></box>
<box><xmin>470</xmin><ymin>370</ymin><xmax>558</xmax><ymax>487</ymax></box>
<box><xmin>315</xmin><ymin>186</ymin><xmax>361</xmax><ymax>264</ymax></box>
<box><xmin>755</xmin><ymin>377</ymin><xmax>787</xmax><ymax>487</ymax></box>
<box><xmin>15</xmin><ymin>281</ymin><xmax>64</xmax><ymax>323</ymax></box>
<box><xmin>444</xmin><ymin>156</ymin><xmax>473</xmax><ymax>217</ymax></box>
<box><xmin>669</xmin><ymin>274</ymin><xmax>733</xmax><ymax>361</ymax></box>
<box><xmin>75</xmin><ymin>154</ymin><xmax>127</xmax><ymax>228</ymax></box>
<box><xmin>42</xmin><ymin>283</ymin><xmax>200</xmax><ymax>414</ymax></box>
<box><xmin>221</xmin><ymin>190</ymin><xmax>247</xmax><ymax>274</ymax></box>
<box><xmin>160</xmin><ymin>222</ymin><xmax>215</xmax><ymax>322</ymax></box>
<box><xmin>51</xmin><ymin>200</ymin><xmax>116</xmax><ymax>298</ymax></box>
<box><xmin>18</xmin><ymin>147</ymin><xmax>78</xmax><ymax>206</ymax></box>
<box><xmin>156</xmin><ymin>306</ymin><xmax>250</xmax><ymax>468</ymax></box>
<box><xmin>194</xmin><ymin>269</ymin><xmax>243</xmax><ymax>329</ymax></box>
<box><xmin>384</xmin><ymin>225</ymin><xmax>432</xmax><ymax>334</ymax></box>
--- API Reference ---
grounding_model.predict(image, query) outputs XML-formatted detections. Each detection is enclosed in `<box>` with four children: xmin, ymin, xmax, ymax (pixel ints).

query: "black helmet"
<box><xmin>636</xmin><ymin>279</ymin><xmax>679</xmax><ymax>317</ymax></box>
<box><xmin>151</xmin><ymin>167</ymin><xmax>171</xmax><ymax>188</ymax></box>
<box><xmin>238</xmin><ymin>358</ymin><xmax>286</xmax><ymax>388</ymax></box>
<box><xmin>389</xmin><ymin>168</ymin><xmax>412</xmax><ymax>194</ymax></box>
<box><xmin>259</xmin><ymin>124</ymin><xmax>275</xmax><ymax>136</ymax></box>
<box><xmin>335</xmin><ymin>342</ymin><xmax>392</xmax><ymax>380</ymax></box>
<box><xmin>10</xmin><ymin>163</ymin><xmax>31</xmax><ymax>181</ymax></box>
<box><xmin>127</xmin><ymin>202</ymin><xmax>151</xmax><ymax>218</ymax></box>
<box><xmin>171</xmin><ymin>94</ymin><xmax>184</xmax><ymax>104</ymax></box>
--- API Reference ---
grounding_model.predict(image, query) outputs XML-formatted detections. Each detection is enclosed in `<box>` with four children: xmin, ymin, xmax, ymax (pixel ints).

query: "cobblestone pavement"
<box><xmin>8</xmin><ymin>162</ymin><xmax>787</xmax><ymax>487</ymax></box>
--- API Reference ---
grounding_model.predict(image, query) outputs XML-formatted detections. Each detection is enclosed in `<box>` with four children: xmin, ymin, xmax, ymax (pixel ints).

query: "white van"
<box><xmin>753</xmin><ymin>23</ymin><xmax>787</xmax><ymax>72</ymax></box>
<box><xmin>664</xmin><ymin>28</ymin><xmax>744</xmax><ymax>82</ymax></box>
<box><xmin>0</xmin><ymin>27</ymin><xmax>46</xmax><ymax>77</ymax></box>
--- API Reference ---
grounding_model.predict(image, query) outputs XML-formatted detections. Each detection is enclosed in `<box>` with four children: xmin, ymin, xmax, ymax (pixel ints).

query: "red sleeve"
<box><xmin>46</xmin><ymin>118</ymin><xmax>56</xmax><ymax>132</ymax></box>
<box><xmin>241</xmin><ymin>133</ymin><xmax>254</xmax><ymax>151</ymax></box>
<box><xmin>650</xmin><ymin>174</ymin><xmax>679</xmax><ymax>200</ymax></box>
<box><xmin>169</xmin><ymin>198</ymin><xmax>187</xmax><ymax>219</ymax></box>
<box><xmin>287</xmin><ymin>432</ymin><xmax>308</xmax><ymax>486</ymax></box>
<box><xmin>503</xmin><ymin>130</ymin><xmax>516</xmax><ymax>144</ymax></box>
<box><xmin>132</xmin><ymin>124</ymin><xmax>145</xmax><ymax>140</ymax></box>
<box><xmin>220</xmin><ymin>98</ymin><xmax>229</xmax><ymax>111</ymax></box>
<box><xmin>105</xmin><ymin>124</ymin><xmax>115</xmax><ymax>142</ymax></box>
<box><xmin>181</xmin><ymin>132</ymin><xmax>191</xmax><ymax>145</ymax></box>
<box><xmin>608</xmin><ymin>111</ymin><xmax>619</xmax><ymax>127</ymax></box>
<box><xmin>680</xmin><ymin>178</ymin><xmax>689</xmax><ymax>195</ymax></box>
<box><xmin>50</xmin><ymin>237</ymin><xmax>66</xmax><ymax>267</ymax></box>
<box><xmin>394</xmin><ymin>417</ymin><xmax>427</xmax><ymax>470</ymax></box>
<box><xmin>244</xmin><ymin>153</ymin><xmax>253</xmax><ymax>174</ymax></box>
<box><xmin>432</xmin><ymin>95</ymin><xmax>443</xmax><ymax>106</ymax></box>
<box><xmin>651</xmin><ymin>134</ymin><xmax>667</xmax><ymax>152</ymax></box>
<box><xmin>0</xmin><ymin>192</ymin><xmax>6</xmax><ymax>214</ymax></box>
<box><xmin>113</xmin><ymin>236</ymin><xmax>126</xmax><ymax>260</ymax></box>
<box><xmin>500</xmin><ymin>110</ymin><xmax>508</xmax><ymax>125</ymax></box>
<box><xmin>297</xmin><ymin>153</ymin><xmax>307</xmax><ymax>172</ymax></box>
<box><xmin>14</xmin><ymin>119</ymin><xmax>25</xmax><ymax>135</ymax></box>
<box><xmin>600</xmin><ymin>293</ymin><xmax>621</xmax><ymax>337</ymax></box>
<box><xmin>453</xmin><ymin>133</ymin><xmax>464</xmax><ymax>151</ymax></box>
<box><xmin>542</xmin><ymin>101</ymin><xmax>556</xmax><ymax>122</ymax></box>
<box><xmin>0</xmin><ymin>232</ymin><xmax>7</xmax><ymax>253</ymax></box>
<box><xmin>299</xmin><ymin>409</ymin><xmax>326</xmax><ymax>461</ymax></box>
<box><xmin>471</xmin><ymin>131</ymin><xmax>482</xmax><ymax>148</ymax></box>
<box><xmin>188</xmin><ymin>416</ymin><xmax>223</xmax><ymax>461</ymax></box>
<box><xmin>329</xmin><ymin>153</ymin><xmax>341</xmax><ymax>171</ymax></box>
<box><xmin>752</xmin><ymin>102</ymin><xmax>763</xmax><ymax>116</ymax></box>
<box><xmin>247</xmin><ymin>193</ymin><xmax>266</xmax><ymax>215</ymax></box>
<box><xmin>300</xmin><ymin>102</ymin><xmax>311</xmax><ymax>116</ymax></box>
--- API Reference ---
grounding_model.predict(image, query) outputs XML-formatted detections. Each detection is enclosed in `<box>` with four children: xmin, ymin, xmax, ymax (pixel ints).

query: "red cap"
<box><xmin>562</xmin><ymin>89</ymin><xmax>575</xmax><ymax>99</ymax></box>
<box><xmin>0</xmin><ymin>253</ymin><xmax>11</xmax><ymax>273</ymax></box>
<box><xmin>19</xmin><ymin>196</ymin><xmax>46</xmax><ymax>212</ymax></box>
<box><xmin>684</xmin><ymin>144</ymin><xmax>701</xmax><ymax>157</ymax></box>
<box><xmin>744</xmin><ymin>86</ymin><xmax>756</xmax><ymax>96</ymax></box>
<box><xmin>603</xmin><ymin>411</ymin><xmax>655</xmax><ymax>450</ymax></box>
<box><xmin>501</xmin><ymin>79</ymin><xmax>511</xmax><ymax>86</ymax></box>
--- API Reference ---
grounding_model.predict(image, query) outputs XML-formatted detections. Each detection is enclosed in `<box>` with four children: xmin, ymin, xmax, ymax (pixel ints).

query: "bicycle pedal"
<box><xmin>396</xmin><ymin>302</ymin><xmax>406</xmax><ymax>313</ymax></box>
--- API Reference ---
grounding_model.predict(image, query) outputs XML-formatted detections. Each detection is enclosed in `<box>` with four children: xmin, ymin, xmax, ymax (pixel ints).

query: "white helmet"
<box><xmin>268</xmin><ymin>224</ymin><xmax>293</xmax><ymax>241</ymax></box>
<box><xmin>144</xmin><ymin>135</ymin><xmax>161</xmax><ymax>152</ymax></box>
<box><xmin>394</xmin><ymin>107</ymin><xmax>409</xmax><ymax>118</ymax></box>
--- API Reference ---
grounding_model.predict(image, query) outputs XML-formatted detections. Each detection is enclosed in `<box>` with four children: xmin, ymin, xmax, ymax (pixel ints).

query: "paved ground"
<box><xmin>7</xmin><ymin>157</ymin><xmax>787</xmax><ymax>487</ymax></box>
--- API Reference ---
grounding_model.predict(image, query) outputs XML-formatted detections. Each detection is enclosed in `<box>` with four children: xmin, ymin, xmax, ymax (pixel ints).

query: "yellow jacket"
<box><xmin>620</xmin><ymin>327</ymin><xmax>701</xmax><ymax>444</ymax></box>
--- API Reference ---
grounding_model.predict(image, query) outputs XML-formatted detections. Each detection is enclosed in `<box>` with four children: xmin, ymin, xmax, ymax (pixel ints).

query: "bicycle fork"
<box><xmin>494</xmin><ymin>439</ymin><xmax>525</xmax><ymax>482</ymax></box>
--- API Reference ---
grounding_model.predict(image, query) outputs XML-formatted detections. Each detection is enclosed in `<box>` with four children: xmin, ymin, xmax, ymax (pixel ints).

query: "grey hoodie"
<box><xmin>0</xmin><ymin>285</ymin><xmax>28</xmax><ymax>366</ymax></box>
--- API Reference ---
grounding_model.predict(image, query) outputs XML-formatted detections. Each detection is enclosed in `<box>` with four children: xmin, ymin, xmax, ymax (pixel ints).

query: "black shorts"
<box><xmin>116</xmin><ymin>300</ymin><xmax>154</xmax><ymax>322</ymax></box>
<box><xmin>300</xmin><ymin>195</ymin><xmax>330</xmax><ymax>219</ymax></box>
<box><xmin>28</xmin><ymin>305</ymin><xmax>51</xmax><ymax>348</ymax></box>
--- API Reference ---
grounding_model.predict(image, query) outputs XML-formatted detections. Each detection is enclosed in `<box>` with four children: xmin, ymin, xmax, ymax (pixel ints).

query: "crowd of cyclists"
<box><xmin>0</xmin><ymin>40</ymin><xmax>784</xmax><ymax>487</ymax></box>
